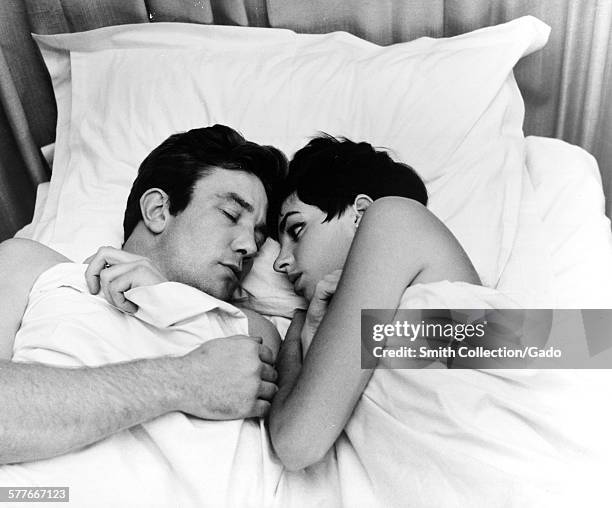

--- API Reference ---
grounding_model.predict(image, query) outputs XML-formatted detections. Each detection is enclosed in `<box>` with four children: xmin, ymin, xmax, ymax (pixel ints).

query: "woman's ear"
<box><xmin>352</xmin><ymin>194</ymin><xmax>374</xmax><ymax>227</ymax></box>
<box><xmin>139</xmin><ymin>188</ymin><xmax>170</xmax><ymax>234</ymax></box>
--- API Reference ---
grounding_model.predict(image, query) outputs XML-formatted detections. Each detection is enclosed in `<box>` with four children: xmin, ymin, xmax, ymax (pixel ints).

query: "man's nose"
<box><xmin>273</xmin><ymin>243</ymin><xmax>293</xmax><ymax>273</ymax></box>
<box><xmin>232</xmin><ymin>227</ymin><xmax>258</xmax><ymax>259</ymax></box>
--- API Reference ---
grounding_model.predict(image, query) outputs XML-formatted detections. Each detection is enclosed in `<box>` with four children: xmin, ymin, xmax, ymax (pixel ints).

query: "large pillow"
<box><xmin>32</xmin><ymin>17</ymin><xmax>550</xmax><ymax>300</ymax></box>
<box><xmin>524</xmin><ymin>136</ymin><xmax>612</xmax><ymax>307</ymax></box>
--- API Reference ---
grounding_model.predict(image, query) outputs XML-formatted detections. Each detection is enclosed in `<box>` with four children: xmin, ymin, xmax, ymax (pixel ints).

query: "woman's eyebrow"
<box><xmin>278</xmin><ymin>211</ymin><xmax>299</xmax><ymax>234</ymax></box>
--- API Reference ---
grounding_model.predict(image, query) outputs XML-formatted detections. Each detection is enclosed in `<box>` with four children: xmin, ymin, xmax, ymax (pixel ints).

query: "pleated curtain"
<box><xmin>0</xmin><ymin>0</ymin><xmax>611</xmax><ymax>239</ymax></box>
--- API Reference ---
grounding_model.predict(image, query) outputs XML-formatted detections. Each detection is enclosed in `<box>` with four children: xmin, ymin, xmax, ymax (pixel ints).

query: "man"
<box><xmin>0</xmin><ymin>124</ymin><xmax>286</xmax><ymax>464</ymax></box>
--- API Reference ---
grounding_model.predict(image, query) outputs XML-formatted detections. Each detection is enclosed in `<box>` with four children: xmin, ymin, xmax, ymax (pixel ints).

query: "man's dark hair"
<box><xmin>270</xmin><ymin>134</ymin><xmax>427</xmax><ymax>237</ymax></box>
<box><xmin>123</xmin><ymin>124</ymin><xmax>287</xmax><ymax>241</ymax></box>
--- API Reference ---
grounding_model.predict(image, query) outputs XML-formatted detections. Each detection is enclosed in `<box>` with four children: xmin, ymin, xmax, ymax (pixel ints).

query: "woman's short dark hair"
<box><xmin>123</xmin><ymin>124</ymin><xmax>287</xmax><ymax>241</ymax></box>
<box><xmin>270</xmin><ymin>134</ymin><xmax>427</xmax><ymax>237</ymax></box>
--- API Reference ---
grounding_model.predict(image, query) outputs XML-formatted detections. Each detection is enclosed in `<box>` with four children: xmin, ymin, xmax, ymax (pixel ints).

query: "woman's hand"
<box><xmin>301</xmin><ymin>270</ymin><xmax>342</xmax><ymax>353</ymax></box>
<box><xmin>84</xmin><ymin>246</ymin><xmax>168</xmax><ymax>313</ymax></box>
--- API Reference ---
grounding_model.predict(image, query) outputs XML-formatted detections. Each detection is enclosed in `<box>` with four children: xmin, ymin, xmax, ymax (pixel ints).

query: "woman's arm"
<box><xmin>269</xmin><ymin>197</ymin><xmax>479</xmax><ymax>470</ymax></box>
<box><xmin>268</xmin><ymin>311</ymin><xmax>304</xmax><ymax>428</ymax></box>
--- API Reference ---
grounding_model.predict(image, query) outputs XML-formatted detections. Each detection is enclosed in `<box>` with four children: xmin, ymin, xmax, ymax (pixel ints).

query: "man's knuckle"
<box><xmin>247</xmin><ymin>378</ymin><xmax>260</xmax><ymax>396</ymax></box>
<box><xmin>250</xmin><ymin>399</ymin><xmax>262</xmax><ymax>414</ymax></box>
<box><xmin>109</xmin><ymin>281</ymin><xmax>122</xmax><ymax>294</ymax></box>
<box><xmin>244</xmin><ymin>342</ymin><xmax>258</xmax><ymax>355</ymax></box>
<box><xmin>243</xmin><ymin>366</ymin><xmax>257</xmax><ymax>382</ymax></box>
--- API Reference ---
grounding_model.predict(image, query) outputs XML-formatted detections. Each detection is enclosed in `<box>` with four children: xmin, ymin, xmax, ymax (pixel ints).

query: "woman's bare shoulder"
<box><xmin>362</xmin><ymin>196</ymin><xmax>440</xmax><ymax>234</ymax></box>
<box><xmin>358</xmin><ymin>197</ymin><xmax>446</xmax><ymax>250</ymax></box>
<box><xmin>360</xmin><ymin>197</ymin><xmax>480</xmax><ymax>285</ymax></box>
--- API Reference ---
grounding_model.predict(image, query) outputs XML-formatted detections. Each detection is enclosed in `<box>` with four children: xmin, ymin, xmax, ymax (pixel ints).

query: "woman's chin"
<box><xmin>302</xmin><ymin>284</ymin><xmax>316</xmax><ymax>302</ymax></box>
<box><xmin>294</xmin><ymin>280</ymin><xmax>312</xmax><ymax>302</ymax></box>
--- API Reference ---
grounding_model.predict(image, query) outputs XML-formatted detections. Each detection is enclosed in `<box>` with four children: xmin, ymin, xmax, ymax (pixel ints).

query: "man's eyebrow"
<box><xmin>278</xmin><ymin>211</ymin><xmax>299</xmax><ymax>234</ymax></box>
<box><xmin>217</xmin><ymin>192</ymin><xmax>267</xmax><ymax>240</ymax></box>
<box><xmin>216</xmin><ymin>192</ymin><xmax>254</xmax><ymax>213</ymax></box>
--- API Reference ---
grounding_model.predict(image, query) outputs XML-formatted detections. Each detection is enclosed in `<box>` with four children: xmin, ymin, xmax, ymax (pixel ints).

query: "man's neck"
<box><xmin>121</xmin><ymin>235</ymin><xmax>143</xmax><ymax>257</ymax></box>
<box><xmin>122</xmin><ymin>230</ymin><xmax>165</xmax><ymax>277</ymax></box>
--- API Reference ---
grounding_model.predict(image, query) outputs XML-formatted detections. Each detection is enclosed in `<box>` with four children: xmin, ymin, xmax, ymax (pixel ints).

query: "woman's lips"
<box><xmin>293</xmin><ymin>274</ymin><xmax>304</xmax><ymax>293</ymax></box>
<box><xmin>287</xmin><ymin>272</ymin><xmax>304</xmax><ymax>294</ymax></box>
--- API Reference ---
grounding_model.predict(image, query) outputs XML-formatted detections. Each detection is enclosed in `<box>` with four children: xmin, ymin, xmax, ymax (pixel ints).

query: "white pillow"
<box><xmin>32</xmin><ymin>17</ymin><xmax>550</xmax><ymax>305</ymax></box>
<box><xmin>31</xmin><ymin>24</ymin><xmax>297</xmax><ymax>248</ymax></box>
<box><xmin>524</xmin><ymin>136</ymin><xmax>612</xmax><ymax>307</ymax></box>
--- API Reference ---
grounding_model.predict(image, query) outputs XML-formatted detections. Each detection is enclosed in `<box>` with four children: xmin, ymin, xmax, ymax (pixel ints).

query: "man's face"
<box><xmin>156</xmin><ymin>167</ymin><xmax>268</xmax><ymax>300</ymax></box>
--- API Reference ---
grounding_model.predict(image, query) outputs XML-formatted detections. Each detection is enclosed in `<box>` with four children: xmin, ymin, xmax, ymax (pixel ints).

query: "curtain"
<box><xmin>451</xmin><ymin>0</ymin><xmax>612</xmax><ymax>219</ymax></box>
<box><xmin>1</xmin><ymin>0</ymin><xmax>611</xmax><ymax>240</ymax></box>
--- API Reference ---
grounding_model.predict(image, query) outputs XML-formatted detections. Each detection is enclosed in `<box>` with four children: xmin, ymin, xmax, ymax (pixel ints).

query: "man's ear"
<box><xmin>139</xmin><ymin>188</ymin><xmax>171</xmax><ymax>234</ymax></box>
<box><xmin>352</xmin><ymin>194</ymin><xmax>374</xmax><ymax>227</ymax></box>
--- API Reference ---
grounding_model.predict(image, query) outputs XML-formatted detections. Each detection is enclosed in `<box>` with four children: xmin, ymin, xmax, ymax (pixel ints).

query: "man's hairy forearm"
<box><xmin>0</xmin><ymin>357</ymin><xmax>181</xmax><ymax>464</ymax></box>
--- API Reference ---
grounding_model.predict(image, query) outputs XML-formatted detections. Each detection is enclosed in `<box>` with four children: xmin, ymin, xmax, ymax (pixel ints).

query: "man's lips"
<box><xmin>221</xmin><ymin>263</ymin><xmax>241</xmax><ymax>278</ymax></box>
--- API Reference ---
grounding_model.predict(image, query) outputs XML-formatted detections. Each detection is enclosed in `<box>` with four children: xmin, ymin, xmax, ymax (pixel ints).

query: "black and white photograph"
<box><xmin>0</xmin><ymin>0</ymin><xmax>611</xmax><ymax>506</ymax></box>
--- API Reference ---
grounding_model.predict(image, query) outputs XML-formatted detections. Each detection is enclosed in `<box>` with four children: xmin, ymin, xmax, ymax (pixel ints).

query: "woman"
<box><xmin>268</xmin><ymin>136</ymin><xmax>603</xmax><ymax>508</ymax></box>
<box><xmin>268</xmin><ymin>134</ymin><xmax>480</xmax><ymax>470</ymax></box>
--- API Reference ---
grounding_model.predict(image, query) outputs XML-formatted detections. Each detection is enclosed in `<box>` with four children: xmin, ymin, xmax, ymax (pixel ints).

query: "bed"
<box><xmin>2</xmin><ymin>1</ymin><xmax>612</xmax><ymax>507</ymax></box>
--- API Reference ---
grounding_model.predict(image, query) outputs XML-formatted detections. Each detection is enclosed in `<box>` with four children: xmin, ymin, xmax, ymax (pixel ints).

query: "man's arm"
<box><xmin>0</xmin><ymin>340</ymin><xmax>274</xmax><ymax>464</ymax></box>
<box><xmin>1</xmin><ymin>356</ymin><xmax>181</xmax><ymax>463</ymax></box>
<box><xmin>0</xmin><ymin>239</ymin><xmax>66</xmax><ymax>359</ymax></box>
<box><xmin>0</xmin><ymin>239</ymin><xmax>276</xmax><ymax>464</ymax></box>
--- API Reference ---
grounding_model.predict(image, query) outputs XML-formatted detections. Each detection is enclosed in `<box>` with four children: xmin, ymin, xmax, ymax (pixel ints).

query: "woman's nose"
<box><xmin>273</xmin><ymin>245</ymin><xmax>293</xmax><ymax>273</ymax></box>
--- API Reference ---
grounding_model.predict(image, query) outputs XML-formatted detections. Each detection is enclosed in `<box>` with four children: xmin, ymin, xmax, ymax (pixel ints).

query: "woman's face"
<box><xmin>274</xmin><ymin>193</ymin><xmax>356</xmax><ymax>301</ymax></box>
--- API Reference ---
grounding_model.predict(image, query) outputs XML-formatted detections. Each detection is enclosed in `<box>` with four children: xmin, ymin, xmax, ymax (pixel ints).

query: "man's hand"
<box><xmin>173</xmin><ymin>335</ymin><xmax>278</xmax><ymax>419</ymax></box>
<box><xmin>85</xmin><ymin>246</ymin><xmax>167</xmax><ymax>313</ymax></box>
<box><xmin>301</xmin><ymin>269</ymin><xmax>342</xmax><ymax>352</ymax></box>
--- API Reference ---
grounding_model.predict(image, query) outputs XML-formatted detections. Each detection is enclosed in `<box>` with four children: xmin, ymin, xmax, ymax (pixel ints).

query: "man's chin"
<box><xmin>217</xmin><ymin>284</ymin><xmax>239</xmax><ymax>302</ymax></box>
<box><xmin>197</xmin><ymin>280</ymin><xmax>237</xmax><ymax>302</ymax></box>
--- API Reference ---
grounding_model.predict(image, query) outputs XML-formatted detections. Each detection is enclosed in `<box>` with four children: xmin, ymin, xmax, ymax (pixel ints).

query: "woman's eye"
<box><xmin>222</xmin><ymin>210</ymin><xmax>239</xmax><ymax>223</ymax></box>
<box><xmin>288</xmin><ymin>223</ymin><xmax>304</xmax><ymax>241</ymax></box>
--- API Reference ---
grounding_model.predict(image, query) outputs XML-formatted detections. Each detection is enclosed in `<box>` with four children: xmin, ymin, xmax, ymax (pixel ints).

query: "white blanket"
<box><xmin>5</xmin><ymin>266</ymin><xmax>610</xmax><ymax>507</ymax></box>
<box><xmin>331</xmin><ymin>281</ymin><xmax>612</xmax><ymax>508</ymax></box>
<box><xmin>3</xmin><ymin>263</ymin><xmax>283</xmax><ymax>508</ymax></box>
